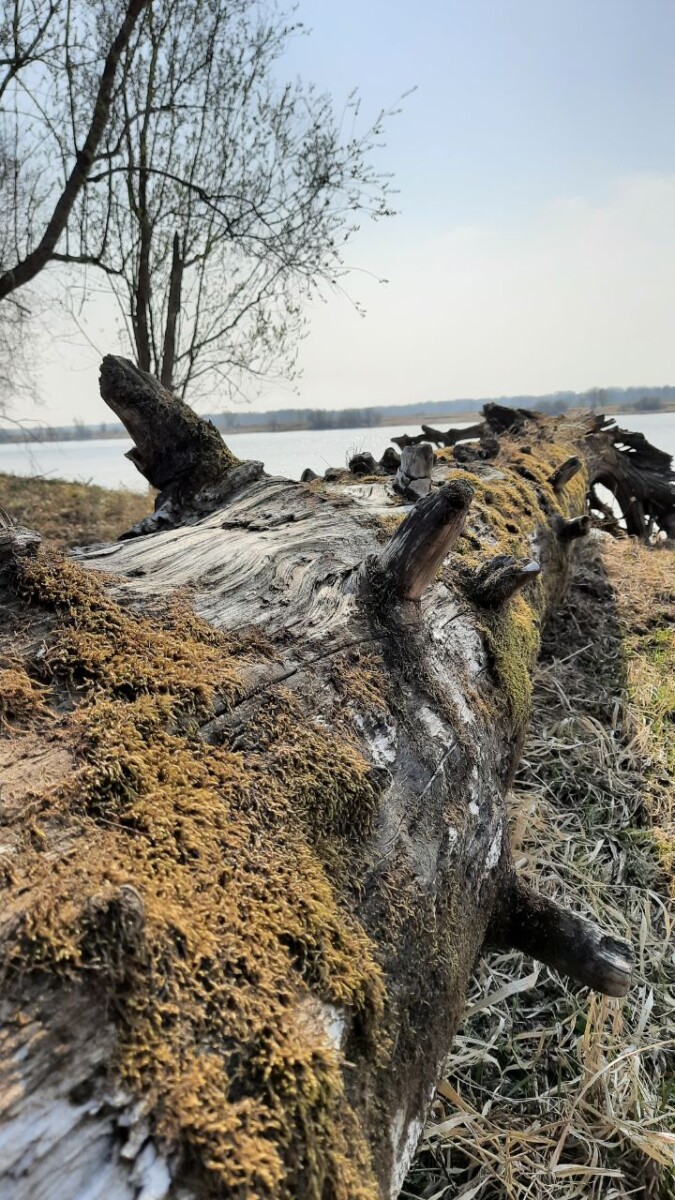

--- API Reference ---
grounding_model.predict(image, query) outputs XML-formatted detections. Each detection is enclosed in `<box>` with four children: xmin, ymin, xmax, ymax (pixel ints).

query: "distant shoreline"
<box><xmin>2</xmin><ymin>403</ymin><xmax>673</xmax><ymax>444</ymax></box>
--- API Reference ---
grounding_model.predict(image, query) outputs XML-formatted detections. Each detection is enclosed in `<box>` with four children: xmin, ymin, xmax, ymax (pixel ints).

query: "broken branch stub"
<box><xmin>549</xmin><ymin>455</ymin><xmax>582</xmax><ymax>493</ymax></box>
<box><xmin>0</xmin><ymin>506</ymin><xmax>41</xmax><ymax>567</ymax></box>
<box><xmin>491</xmin><ymin>879</ymin><xmax>634</xmax><ymax>997</ymax></box>
<box><xmin>393</xmin><ymin>442</ymin><xmax>434</xmax><ymax>500</ymax></box>
<box><xmin>99</xmin><ymin>354</ymin><xmax>239</xmax><ymax>492</ymax></box>
<box><xmin>468</xmin><ymin>554</ymin><xmax>541</xmax><ymax>608</ymax></box>
<box><xmin>554</xmin><ymin>514</ymin><xmax>591</xmax><ymax>541</ymax></box>
<box><xmin>374</xmin><ymin>478</ymin><xmax>474</xmax><ymax>601</ymax></box>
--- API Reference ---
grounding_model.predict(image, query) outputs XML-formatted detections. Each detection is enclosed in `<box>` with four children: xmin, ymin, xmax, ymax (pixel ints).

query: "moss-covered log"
<box><xmin>0</xmin><ymin>361</ymin><xmax>672</xmax><ymax>1200</ymax></box>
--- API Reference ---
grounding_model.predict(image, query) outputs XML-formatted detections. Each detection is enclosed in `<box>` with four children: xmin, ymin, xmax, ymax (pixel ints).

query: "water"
<box><xmin>0</xmin><ymin>423</ymin><xmax>464</xmax><ymax>492</ymax></box>
<box><xmin>0</xmin><ymin>412</ymin><xmax>673</xmax><ymax>494</ymax></box>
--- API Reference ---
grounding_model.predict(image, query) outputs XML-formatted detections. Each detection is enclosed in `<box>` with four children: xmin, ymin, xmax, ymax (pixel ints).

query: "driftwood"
<box><xmin>392</xmin><ymin>421</ymin><xmax>484</xmax><ymax>449</ymax></box>
<box><xmin>1</xmin><ymin>359</ymin><xmax>673</xmax><ymax>1200</ymax></box>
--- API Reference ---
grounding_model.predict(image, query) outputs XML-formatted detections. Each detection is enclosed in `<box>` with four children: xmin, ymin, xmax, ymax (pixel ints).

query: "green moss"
<box><xmin>2</xmin><ymin>550</ymin><xmax>385</xmax><ymax>1199</ymax></box>
<box><xmin>480</xmin><ymin>594</ymin><xmax>541</xmax><ymax>727</ymax></box>
<box><xmin>436</xmin><ymin>432</ymin><xmax>587</xmax><ymax>731</ymax></box>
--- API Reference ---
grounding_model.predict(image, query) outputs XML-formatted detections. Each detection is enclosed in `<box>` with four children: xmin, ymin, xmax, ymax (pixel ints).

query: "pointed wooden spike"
<box><xmin>373</xmin><ymin>478</ymin><xmax>474</xmax><ymax>601</ymax></box>
<box><xmin>99</xmin><ymin>354</ymin><xmax>239</xmax><ymax>491</ymax></box>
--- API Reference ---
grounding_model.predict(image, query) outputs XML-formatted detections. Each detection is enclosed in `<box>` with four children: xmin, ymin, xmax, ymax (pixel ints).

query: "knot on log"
<box><xmin>549</xmin><ymin>456</ymin><xmax>582</xmax><ymax>492</ymax></box>
<box><xmin>372</xmin><ymin>478</ymin><xmax>474</xmax><ymax>601</ymax></box>
<box><xmin>468</xmin><ymin>554</ymin><xmax>541</xmax><ymax>608</ymax></box>
<box><xmin>553</xmin><ymin>513</ymin><xmax>591</xmax><ymax>541</ymax></box>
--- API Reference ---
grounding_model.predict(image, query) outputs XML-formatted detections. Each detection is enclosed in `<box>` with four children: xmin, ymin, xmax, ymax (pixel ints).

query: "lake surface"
<box><xmin>0</xmin><ymin>412</ymin><xmax>673</xmax><ymax>494</ymax></box>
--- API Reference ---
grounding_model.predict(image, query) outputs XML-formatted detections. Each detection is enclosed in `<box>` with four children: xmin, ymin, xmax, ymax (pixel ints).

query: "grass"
<box><xmin>0</xmin><ymin>472</ymin><xmax>152</xmax><ymax>547</ymax></box>
<box><xmin>404</xmin><ymin>535</ymin><xmax>675</xmax><ymax>1199</ymax></box>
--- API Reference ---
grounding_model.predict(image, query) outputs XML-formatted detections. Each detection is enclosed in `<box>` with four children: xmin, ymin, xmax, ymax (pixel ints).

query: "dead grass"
<box><xmin>0</xmin><ymin>472</ymin><xmax>152</xmax><ymax>547</ymax></box>
<box><xmin>404</xmin><ymin>535</ymin><xmax>675</xmax><ymax>1199</ymax></box>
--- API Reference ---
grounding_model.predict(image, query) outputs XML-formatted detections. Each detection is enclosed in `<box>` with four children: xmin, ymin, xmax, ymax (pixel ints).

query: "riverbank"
<box><xmin>0</xmin><ymin>473</ymin><xmax>151</xmax><ymax>548</ymax></box>
<box><xmin>0</xmin><ymin>411</ymin><xmax>674</xmax><ymax>492</ymax></box>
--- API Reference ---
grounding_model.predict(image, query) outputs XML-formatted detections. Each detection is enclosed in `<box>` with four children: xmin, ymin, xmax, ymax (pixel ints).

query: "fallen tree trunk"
<box><xmin>1</xmin><ymin>362</ymin><xmax>672</xmax><ymax>1200</ymax></box>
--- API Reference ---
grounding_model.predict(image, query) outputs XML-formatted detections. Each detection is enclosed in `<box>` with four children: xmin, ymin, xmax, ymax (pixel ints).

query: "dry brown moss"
<box><xmin>15</xmin><ymin>553</ymin><xmax>258</xmax><ymax>709</ymax></box>
<box><xmin>1</xmin><ymin>550</ymin><xmax>385</xmax><ymax>1199</ymax></box>
<box><xmin>0</xmin><ymin>664</ymin><xmax>53</xmax><ymax>729</ymax></box>
<box><xmin>329</xmin><ymin>646</ymin><xmax>391</xmax><ymax>716</ymax></box>
<box><xmin>375</xmin><ymin>511</ymin><xmax>407</xmax><ymax>540</ymax></box>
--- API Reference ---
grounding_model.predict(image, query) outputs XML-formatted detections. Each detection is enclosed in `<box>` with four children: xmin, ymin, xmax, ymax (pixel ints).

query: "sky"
<box><xmin>22</xmin><ymin>0</ymin><xmax>675</xmax><ymax>422</ymax></box>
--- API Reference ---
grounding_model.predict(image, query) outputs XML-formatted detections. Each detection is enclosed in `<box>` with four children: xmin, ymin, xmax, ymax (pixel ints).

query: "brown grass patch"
<box><xmin>0</xmin><ymin>472</ymin><xmax>152</xmax><ymax>547</ymax></box>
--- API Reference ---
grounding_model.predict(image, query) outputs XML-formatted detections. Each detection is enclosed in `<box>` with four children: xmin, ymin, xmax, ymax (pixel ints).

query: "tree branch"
<box><xmin>0</xmin><ymin>0</ymin><xmax>150</xmax><ymax>300</ymax></box>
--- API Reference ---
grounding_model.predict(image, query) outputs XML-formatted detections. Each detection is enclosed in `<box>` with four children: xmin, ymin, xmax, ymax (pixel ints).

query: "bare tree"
<box><xmin>1</xmin><ymin>0</ymin><xmax>393</xmax><ymax>405</ymax></box>
<box><xmin>1</xmin><ymin>0</ymin><xmax>396</xmax><ymax>406</ymax></box>
<box><xmin>62</xmin><ymin>1</ymin><xmax>398</xmax><ymax>398</ymax></box>
<box><xmin>0</xmin><ymin>0</ymin><xmax>152</xmax><ymax>408</ymax></box>
<box><xmin>0</xmin><ymin>0</ymin><xmax>151</xmax><ymax>301</ymax></box>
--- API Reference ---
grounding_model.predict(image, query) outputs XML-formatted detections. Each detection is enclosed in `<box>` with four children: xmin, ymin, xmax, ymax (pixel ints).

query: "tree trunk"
<box><xmin>160</xmin><ymin>232</ymin><xmax>183</xmax><ymax>390</ymax></box>
<box><xmin>0</xmin><ymin>366</ymin><xmax>671</xmax><ymax>1200</ymax></box>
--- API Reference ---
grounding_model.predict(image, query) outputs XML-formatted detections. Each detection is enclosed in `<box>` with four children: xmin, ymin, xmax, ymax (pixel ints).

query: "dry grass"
<box><xmin>0</xmin><ymin>472</ymin><xmax>152</xmax><ymax>547</ymax></box>
<box><xmin>404</xmin><ymin>536</ymin><xmax>675</xmax><ymax>1199</ymax></box>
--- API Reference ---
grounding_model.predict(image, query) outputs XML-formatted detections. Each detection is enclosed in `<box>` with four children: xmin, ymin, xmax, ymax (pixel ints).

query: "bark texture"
<box><xmin>1</xmin><ymin>365</ymin><xmax>671</xmax><ymax>1200</ymax></box>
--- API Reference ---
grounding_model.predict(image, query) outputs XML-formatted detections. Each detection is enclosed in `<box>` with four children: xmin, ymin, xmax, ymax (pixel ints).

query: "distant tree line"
<box><xmin>0</xmin><ymin>390</ymin><xmax>671</xmax><ymax>444</ymax></box>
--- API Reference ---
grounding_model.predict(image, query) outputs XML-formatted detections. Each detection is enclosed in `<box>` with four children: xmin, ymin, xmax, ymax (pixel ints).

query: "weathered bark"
<box><xmin>585</xmin><ymin>418</ymin><xmax>675</xmax><ymax>538</ymax></box>
<box><xmin>1</xmin><ymin>367</ymin><xmax>672</xmax><ymax>1200</ymax></box>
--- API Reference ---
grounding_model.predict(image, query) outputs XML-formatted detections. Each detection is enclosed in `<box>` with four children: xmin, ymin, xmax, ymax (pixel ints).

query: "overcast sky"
<box><xmin>27</xmin><ymin>0</ymin><xmax>675</xmax><ymax>422</ymax></box>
